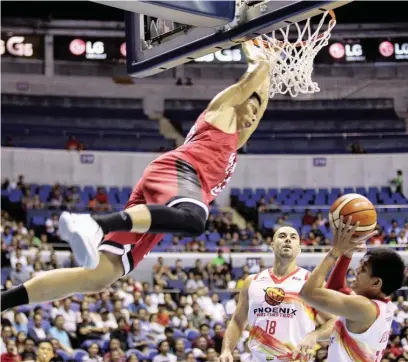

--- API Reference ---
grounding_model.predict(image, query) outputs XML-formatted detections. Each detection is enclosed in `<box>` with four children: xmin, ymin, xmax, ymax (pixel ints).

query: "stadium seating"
<box><xmin>2</xmin><ymin>97</ymin><xmax>407</xmax><ymax>153</ymax></box>
<box><xmin>165</xmin><ymin>98</ymin><xmax>407</xmax><ymax>154</ymax></box>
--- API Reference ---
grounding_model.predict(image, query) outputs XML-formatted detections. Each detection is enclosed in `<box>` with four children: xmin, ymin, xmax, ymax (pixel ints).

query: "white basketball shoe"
<box><xmin>59</xmin><ymin>212</ymin><xmax>104</xmax><ymax>269</ymax></box>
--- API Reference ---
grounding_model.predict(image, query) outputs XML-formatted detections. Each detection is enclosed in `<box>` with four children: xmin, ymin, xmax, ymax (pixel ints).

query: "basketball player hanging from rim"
<box><xmin>219</xmin><ymin>226</ymin><xmax>337</xmax><ymax>362</ymax></box>
<box><xmin>1</xmin><ymin>40</ymin><xmax>273</xmax><ymax>311</ymax></box>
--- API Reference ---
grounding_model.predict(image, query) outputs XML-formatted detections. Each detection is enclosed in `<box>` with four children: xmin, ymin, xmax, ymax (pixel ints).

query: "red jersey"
<box><xmin>152</xmin><ymin>112</ymin><xmax>239</xmax><ymax>204</ymax></box>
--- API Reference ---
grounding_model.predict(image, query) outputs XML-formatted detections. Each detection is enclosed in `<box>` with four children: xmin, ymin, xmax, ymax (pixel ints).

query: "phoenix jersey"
<box><xmin>328</xmin><ymin>299</ymin><xmax>393</xmax><ymax>362</ymax></box>
<box><xmin>152</xmin><ymin>111</ymin><xmax>238</xmax><ymax>205</ymax></box>
<box><xmin>247</xmin><ymin>267</ymin><xmax>317</xmax><ymax>362</ymax></box>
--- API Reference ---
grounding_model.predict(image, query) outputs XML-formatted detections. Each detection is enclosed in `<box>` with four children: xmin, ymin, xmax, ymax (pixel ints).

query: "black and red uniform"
<box><xmin>98</xmin><ymin>112</ymin><xmax>239</xmax><ymax>274</ymax></box>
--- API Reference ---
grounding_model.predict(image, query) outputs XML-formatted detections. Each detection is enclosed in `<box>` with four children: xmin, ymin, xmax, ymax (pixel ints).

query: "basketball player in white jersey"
<box><xmin>219</xmin><ymin>226</ymin><xmax>336</xmax><ymax>362</ymax></box>
<box><xmin>300</xmin><ymin>216</ymin><xmax>405</xmax><ymax>362</ymax></box>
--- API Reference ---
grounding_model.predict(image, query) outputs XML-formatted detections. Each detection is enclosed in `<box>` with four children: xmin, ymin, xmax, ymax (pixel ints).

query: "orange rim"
<box><xmin>252</xmin><ymin>10</ymin><xmax>336</xmax><ymax>48</ymax></box>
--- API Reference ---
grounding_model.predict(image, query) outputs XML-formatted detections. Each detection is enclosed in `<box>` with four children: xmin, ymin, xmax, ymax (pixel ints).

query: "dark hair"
<box><xmin>38</xmin><ymin>339</ymin><xmax>54</xmax><ymax>349</ymax></box>
<box><xmin>158</xmin><ymin>340</ymin><xmax>168</xmax><ymax>350</ymax></box>
<box><xmin>199</xmin><ymin>323</ymin><xmax>210</xmax><ymax>330</ymax></box>
<box><xmin>164</xmin><ymin>327</ymin><xmax>173</xmax><ymax>334</ymax></box>
<box><xmin>365</xmin><ymin>248</ymin><xmax>405</xmax><ymax>296</ymax></box>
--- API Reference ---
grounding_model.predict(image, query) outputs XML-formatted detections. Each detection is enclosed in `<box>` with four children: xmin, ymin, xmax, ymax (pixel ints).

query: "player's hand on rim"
<box><xmin>292</xmin><ymin>333</ymin><xmax>316</xmax><ymax>362</ymax></box>
<box><xmin>218</xmin><ymin>351</ymin><xmax>233</xmax><ymax>362</ymax></box>
<box><xmin>331</xmin><ymin>216</ymin><xmax>377</xmax><ymax>257</ymax></box>
<box><xmin>242</xmin><ymin>38</ymin><xmax>268</xmax><ymax>63</ymax></box>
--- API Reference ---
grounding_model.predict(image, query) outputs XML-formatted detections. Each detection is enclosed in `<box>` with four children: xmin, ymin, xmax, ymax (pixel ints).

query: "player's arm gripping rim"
<box><xmin>299</xmin><ymin>216</ymin><xmax>378</xmax><ymax>325</ymax></box>
<box><xmin>208</xmin><ymin>41</ymin><xmax>269</xmax><ymax>110</ymax></box>
<box><xmin>219</xmin><ymin>275</ymin><xmax>254</xmax><ymax>362</ymax></box>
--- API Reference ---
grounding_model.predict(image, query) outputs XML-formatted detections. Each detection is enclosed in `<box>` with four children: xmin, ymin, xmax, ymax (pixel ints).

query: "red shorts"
<box><xmin>98</xmin><ymin>156</ymin><xmax>209</xmax><ymax>275</ymax></box>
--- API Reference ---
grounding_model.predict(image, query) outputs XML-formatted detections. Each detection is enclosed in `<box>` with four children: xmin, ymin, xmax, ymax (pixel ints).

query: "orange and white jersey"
<box><xmin>247</xmin><ymin>267</ymin><xmax>316</xmax><ymax>362</ymax></box>
<box><xmin>328</xmin><ymin>299</ymin><xmax>393</xmax><ymax>362</ymax></box>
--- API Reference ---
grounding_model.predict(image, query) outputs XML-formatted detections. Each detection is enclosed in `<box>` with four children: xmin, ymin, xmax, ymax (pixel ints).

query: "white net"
<box><xmin>258</xmin><ymin>11</ymin><xmax>336</xmax><ymax>98</ymax></box>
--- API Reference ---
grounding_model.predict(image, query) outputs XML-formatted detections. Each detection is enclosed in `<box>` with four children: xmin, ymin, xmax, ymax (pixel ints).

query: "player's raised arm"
<box><xmin>207</xmin><ymin>40</ymin><xmax>269</xmax><ymax>111</ymax></box>
<box><xmin>299</xmin><ymin>217</ymin><xmax>378</xmax><ymax>324</ymax></box>
<box><xmin>219</xmin><ymin>275</ymin><xmax>254</xmax><ymax>362</ymax></box>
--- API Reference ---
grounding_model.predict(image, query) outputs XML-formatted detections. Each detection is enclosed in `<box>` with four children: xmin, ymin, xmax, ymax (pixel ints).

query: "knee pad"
<box><xmin>173</xmin><ymin>202</ymin><xmax>207</xmax><ymax>237</ymax></box>
<box><xmin>147</xmin><ymin>201</ymin><xmax>207</xmax><ymax>237</ymax></box>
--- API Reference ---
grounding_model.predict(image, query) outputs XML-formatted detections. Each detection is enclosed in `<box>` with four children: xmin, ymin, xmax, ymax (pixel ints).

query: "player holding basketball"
<box><xmin>1</xmin><ymin>40</ymin><xmax>272</xmax><ymax>311</ymax></box>
<box><xmin>299</xmin><ymin>216</ymin><xmax>405</xmax><ymax>362</ymax></box>
<box><xmin>219</xmin><ymin>226</ymin><xmax>336</xmax><ymax>362</ymax></box>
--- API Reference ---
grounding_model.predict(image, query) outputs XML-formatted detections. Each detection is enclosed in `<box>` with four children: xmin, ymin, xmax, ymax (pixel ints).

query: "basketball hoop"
<box><xmin>256</xmin><ymin>10</ymin><xmax>336</xmax><ymax>98</ymax></box>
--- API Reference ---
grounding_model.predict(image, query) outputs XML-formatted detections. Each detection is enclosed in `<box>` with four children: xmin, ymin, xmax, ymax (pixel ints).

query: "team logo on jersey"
<box><xmin>264</xmin><ymin>287</ymin><xmax>285</xmax><ymax>306</ymax></box>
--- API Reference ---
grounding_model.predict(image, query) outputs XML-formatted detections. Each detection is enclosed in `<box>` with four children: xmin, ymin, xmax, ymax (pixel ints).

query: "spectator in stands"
<box><xmin>111</xmin><ymin>317</ymin><xmax>129</xmax><ymax>351</ymax></box>
<box><xmin>65</xmin><ymin>136</ymin><xmax>80</xmax><ymax>151</ymax></box>
<box><xmin>77</xmin><ymin>309</ymin><xmax>104</xmax><ymax>346</ymax></box>
<box><xmin>45</xmin><ymin>214</ymin><xmax>59</xmax><ymax>241</ymax></box>
<box><xmin>112</xmin><ymin>300</ymin><xmax>130</xmax><ymax>322</ymax></box>
<box><xmin>148</xmin><ymin>314</ymin><xmax>165</xmax><ymax>343</ymax></box>
<box><xmin>95</xmin><ymin>309</ymin><xmax>117</xmax><ymax>340</ymax></box>
<box><xmin>13</xmin><ymin>313</ymin><xmax>28</xmax><ymax>335</ymax></box>
<box><xmin>315</xmin><ymin>212</ymin><xmax>328</xmax><ymax>227</ymax></box>
<box><xmin>171</xmin><ymin>307</ymin><xmax>188</xmax><ymax>330</ymax></box>
<box><xmin>266</xmin><ymin>197</ymin><xmax>280</xmax><ymax>213</ymax></box>
<box><xmin>302</xmin><ymin>209</ymin><xmax>316</xmax><ymax>226</ymax></box>
<box><xmin>193</xmin><ymin>324</ymin><xmax>215</xmax><ymax>349</ymax></box>
<box><xmin>188</xmin><ymin>303</ymin><xmax>206</xmax><ymax>330</ymax></box>
<box><xmin>16</xmin><ymin>175</ymin><xmax>27</xmax><ymax>194</ymax></box>
<box><xmin>10</xmin><ymin>248</ymin><xmax>27</xmax><ymax>269</ymax></box>
<box><xmin>2</xmin><ymin>226</ymin><xmax>13</xmax><ymax>246</ymax></box>
<box><xmin>28</xmin><ymin>314</ymin><xmax>47</xmax><ymax>342</ymax></box>
<box><xmin>212</xmin><ymin>250</ymin><xmax>226</xmax><ymax>266</ymax></box>
<box><xmin>171</xmin><ymin>259</ymin><xmax>188</xmax><ymax>282</ymax></box>
<box><xmin>48</xmin><ymin>187</ymin><xmax>63</xmax><ymax>210</ymax></box>
<box><xmin>83</xmin><ymin>343</ymin><xmax>103</xmax><ymax>362</ymax></box>
<box><xmin>186</xmin><ymin>273</ymin><xmax>204</xmax><ymax>294</ymax></box>
<box><xmin>388</xmin><ymin>335</ymin><xmax>405</xmax><ymax>359</ymax></box>
<box><xmin>163</xmin><ymin>294</ymin><xmax>177</xmax><ymax>312</ymax></box>
<box><xmin>1</xmin><ymin>241</ymin><xmax>11</xmax><ymax>267</ymax></box>
<box><xmin>192</xmin><ymin>337</ymin><xmax>208</xmax><ymax>361</ymax></box>
<box><xmin>104</xmin><ymin>338</ymin><xmax>125</xmax><ymax>362</ymax></box>
<box><xmin>2</xmin><ymin>339</ymin><xmax>22</xmax><ymax>362</ymax></box>
<box><xmin>95</xmin><ymin>187</ymin><xmax>111</xmax><ymax>212</ymax></box>
<box><xmin>167</xmin><ymin>237</ymin><xmax>184</xmax><ymax>253</ymax></box>
<box><xmin>390</xmin><ymin>170</ymin><xmax>404</xmax><ymax>195</ymax></box>
<box><xmin>20</xmin><ymin>337</ymin><xmax>36</xmax><ymax>361</ymax></box>
<box><xmin>128</xmin><ymin>291</ymin><xmax>147</xmax><ymax>318</ymax></box>
<box><xmin>153</xmin><ymin>341</ymin><xmax>176</xmax><ymax>362</ymax></box>
<box><xmin>388</xmin><ymin>220</ymin><xmax>402</xmax><ymax>236</ymax></box>
<box><xmin>173</xmin><ymin>339</ymin><xmax>187</xmax><ymax>361</ymax></box>
<box><xmin>57</xmin><ymin>298</ymin><xmax>80</xmax><ymax>336</ymax></box>
<box><xmin>48</xmin><ymin>315</ymin><xmax>73</xmax><ymax>355</ymax></box>
<box><xmin>127</xmin><ymin>319</ymin><xmax>150</xmax><ymax>350</ymax></box>
<box><xmin>157</xmin><ymin>304</ymin><xmax>170</xmax><ymax>327</ymax></box>
<box><xmin>396</xmin><ymin>302</ymin><xmax>408</xmax><ymax>324</ymax></box>
<box><xmin>10</xmin><ymin>262</ymin><xmax>30</xmax><ymax>285</ymax></box>
<box><xmin>15</xmin><ymin>332</ymin><xmax>26</xmax><ymax>355</ymax></box>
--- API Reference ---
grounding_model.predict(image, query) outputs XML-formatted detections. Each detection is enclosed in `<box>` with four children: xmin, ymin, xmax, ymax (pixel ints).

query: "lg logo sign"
<box><xmin>69</xmin><ymin>38</ymin><xmax>107</xmax><ymax>60</ymax></box>
<box><xmin>196</xmin><ymin>49</ymin><xmax>242</xmax><ymax>63</ymax></box>
<box><xmin>379</xmin><ymin>41</ymin><xmax>408</xmax><ymax>60</ymax></box>
<box><xmin>329</xmin><ymin>42</ymin><xmax>365</xmax><ymax>62</ymax></box>
<box><xmin>0</xmin><ymin>36</ymin><xmax>33</xmax><ymax>57</ymax></box>
<box><xmin>379</xmin><ymin>41</ymin><xmax>394</xmax><ymax>57</ymax></box>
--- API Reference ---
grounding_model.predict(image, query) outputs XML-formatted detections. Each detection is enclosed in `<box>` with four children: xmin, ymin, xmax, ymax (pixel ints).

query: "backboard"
<box><xmin>123</xmin><ymin>0</ymin><xmax>353</xmax><ymax>78</ymax></box>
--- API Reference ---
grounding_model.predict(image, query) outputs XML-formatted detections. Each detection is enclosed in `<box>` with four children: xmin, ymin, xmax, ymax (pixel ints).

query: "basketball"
<box><xmin>264</xmin><ymin>287</ymin><xmax>285</xmax><ymax>306</ymax></box>
<box><xmin>329</xmin><ymin>193</ymin><xmax>377</xmax><ymax>237</ymax></box>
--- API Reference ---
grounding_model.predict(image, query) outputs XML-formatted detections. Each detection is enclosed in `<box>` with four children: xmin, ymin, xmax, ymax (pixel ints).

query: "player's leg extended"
<box><xmin>59</xmin><ymin>159</ymin><xmax>208</xmax><ymax>269</ymax></box>
<box><xmin>1</xmin><ymin>252</ymin><xmax>123</xmax><ymax>312</ymax></box>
